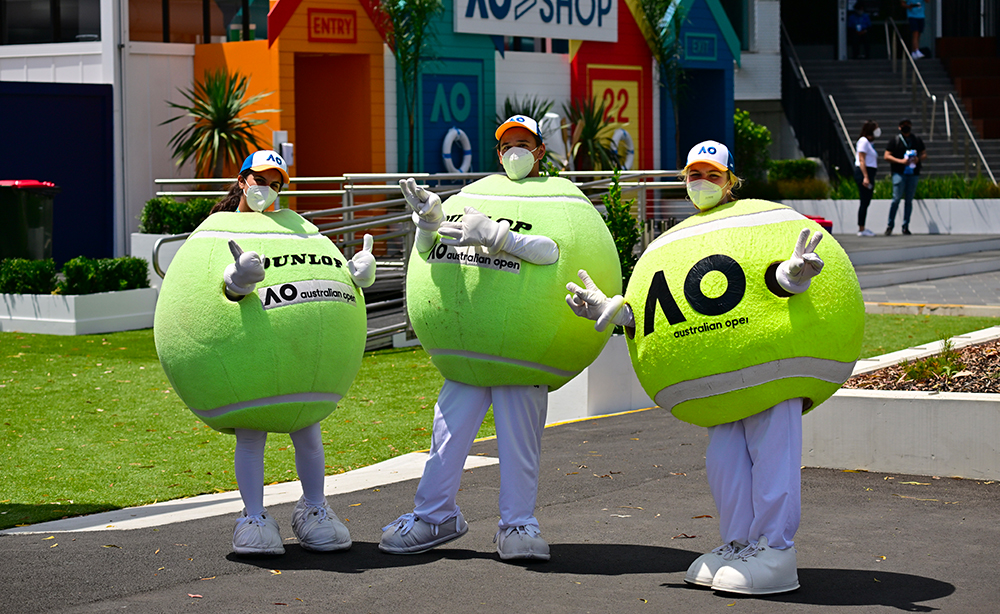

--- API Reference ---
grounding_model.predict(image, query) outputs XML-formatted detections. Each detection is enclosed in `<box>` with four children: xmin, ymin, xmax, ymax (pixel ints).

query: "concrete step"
<box><xmin>853</xmin><ymin>248</ymin><xmax>1000</xmax><ymax>288</ymax></box>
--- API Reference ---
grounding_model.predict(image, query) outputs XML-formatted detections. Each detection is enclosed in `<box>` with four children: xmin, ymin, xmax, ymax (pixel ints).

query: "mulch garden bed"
<box><xmin>844</xmin><ymin>339</ymin><xmax>1000</xmax><ymax>394</ymax></box>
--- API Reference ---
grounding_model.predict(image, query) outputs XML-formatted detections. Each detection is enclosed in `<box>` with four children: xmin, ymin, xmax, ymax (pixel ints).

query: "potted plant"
<box><xmin>0</xmin><ymin>256</ymin><xmax>157</xmax><ymax>335</ymax></box>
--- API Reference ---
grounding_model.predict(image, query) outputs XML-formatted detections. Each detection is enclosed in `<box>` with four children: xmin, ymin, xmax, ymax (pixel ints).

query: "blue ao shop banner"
<box><xmin>456</xmin><ymin>0</ymin><xmax>618</xmax><ymax>42</ymax></box>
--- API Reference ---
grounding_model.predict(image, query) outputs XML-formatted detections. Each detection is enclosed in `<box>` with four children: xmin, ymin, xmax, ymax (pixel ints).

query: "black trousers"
<box><xmin>854</xmin><ymin>165</ymin><xmax>877</xmax><ymax>227</ymax></box>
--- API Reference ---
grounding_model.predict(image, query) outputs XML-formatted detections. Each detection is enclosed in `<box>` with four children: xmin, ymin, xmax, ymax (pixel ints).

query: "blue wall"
<box><xmin>0</xmin><ymin>81</ymin><xmax>115</xmax><ymax>263</ymax></box>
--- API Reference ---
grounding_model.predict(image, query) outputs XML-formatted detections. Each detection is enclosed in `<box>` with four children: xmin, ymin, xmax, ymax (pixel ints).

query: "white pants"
<box><xmin>705</xmin><ymin>398</ymin><xmax>803</xmax><ymax>550</ymax></box>
<box><xmin>234</xmin><ymin>422</ymin><xmax>327</xmax><ymax>517</ymax></box>
<box><xmin>413</xmin><ymin>379</ymin><xmax>548</xmax><ymax>529</ymax></box>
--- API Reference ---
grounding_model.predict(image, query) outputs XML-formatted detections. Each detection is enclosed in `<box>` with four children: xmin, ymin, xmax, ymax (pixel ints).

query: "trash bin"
<box><xmin>0</xmin><ymin>180</ymin><xmax>59</xmax><ymax>261</ymax></box>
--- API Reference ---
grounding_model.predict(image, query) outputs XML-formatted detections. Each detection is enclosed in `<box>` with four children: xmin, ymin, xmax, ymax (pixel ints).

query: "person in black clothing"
<box><xmin>883</xmin><ymin>118</ymin><xmax>927</xmax><ymax>235</ymax></box>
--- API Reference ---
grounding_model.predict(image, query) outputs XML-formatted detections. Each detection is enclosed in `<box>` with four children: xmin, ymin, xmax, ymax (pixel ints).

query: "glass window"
<box><xmin>1</xmin><ymin>0</ymin><xmax>100</xmax><ymax>44</ymax></box>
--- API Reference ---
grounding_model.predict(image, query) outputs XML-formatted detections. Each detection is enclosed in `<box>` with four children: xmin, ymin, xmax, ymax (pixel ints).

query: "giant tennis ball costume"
<box><xmin>407</xmin><ymin>174</ymin><xmax>621</xmax><ymax>390</ymax></box>
<box><xmin>154</xmin><ymin>209</ymin><xmax>367</xmax><ymax>434</ymax></box>
<box><xmin>625</xmin><ymin>199</ymin><xmax>864</xmax><ymax>427</ymax></box>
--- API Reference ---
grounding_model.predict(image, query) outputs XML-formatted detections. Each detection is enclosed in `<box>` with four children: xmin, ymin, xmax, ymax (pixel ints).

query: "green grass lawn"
<box><xmin>2</xmin><ymin>312</ymin><xmax>998</xmax><ymax>530</ymax></box>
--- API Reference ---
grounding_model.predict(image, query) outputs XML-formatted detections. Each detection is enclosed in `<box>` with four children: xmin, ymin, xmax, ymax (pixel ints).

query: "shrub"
<box><xmin>830</xmin><ymin>174</ymin><xmax>1000</xmax><ymax>200</ymax></box>
<box><xmin>769</xmin><ymin>159</ymin><xmax>818</xmax><ymax>182</ymax></box>
<box><xmin>57</xmin><ymin>256</ymin><xmax>150</xmax><ymax>295</ymax></box>
<box><xmin>138</xmin><ymin>196</ymin><xmax>217</xmax><ymax>234</ymax></box>
<box><xmin>0</xmin><ymin>258</ymin><xmax>58</xmax><ymax>294</ymax></box>
<box><xmin>734</xmin><ymin>179</ymin><xmax>782</xmax><ymax>201</ymax></box>
<box><xmin>734</xmin><ymin>109</ymin><xmax>771</xmax><ymax>182</ymax></box>
<box><xmin>601</xmin><ymin>168</ymin><xmax>641</xmax><ymax>290</ymax></box>
<box><xmin>903</xmin><ymin>340</ymin><xmax>965</xmax><ymax>382</ymax></box>
<box><xmin>775</xmin><ymin>178</ymin><xmax>830</xmax><ymax>199</ymax></box>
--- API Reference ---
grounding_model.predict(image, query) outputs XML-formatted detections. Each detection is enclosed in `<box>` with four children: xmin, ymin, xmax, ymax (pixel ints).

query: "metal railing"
<box><xmin>943</xmin><ymin>93</ymin><xmax>997</xmax><ymax>183</ymax></box>
<box><xmin>152</xmin><ymin>169</ymin><xmax>685</xmax><ymax>341</ymax></box>
<box><xmin>886</xmin><ymin>18</ymin><xmax>937</xmax><ymax>140</ymax></box>
<box><xmin>780</xmin><ymin>20</ymin><xmax>855</xmax><ymax>178</ymax></box>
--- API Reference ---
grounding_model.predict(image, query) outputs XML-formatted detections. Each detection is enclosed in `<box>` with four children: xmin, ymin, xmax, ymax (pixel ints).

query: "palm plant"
<box><xmin>637</xmin><ymin>0</ymin><xmax>688</xmax><ymax>168</ymax></box>
<box><xmin>495</xmin><ymin>94</ymin><xmax>554</xmax><ymax>127</ymax></box>
<box><xmin>377</xmin><ymin>0</ymin><xmax>444</xmax><ymax>173</ymax></box>
<box><xmin>563</xmin><ymin>96</ymin><xmax>625</xmax><ymax>171</ymax></box>
<box><xmin>162</xmin><ymin>69</ymin><xmax>279</xmax><ymax>178</ymax></box>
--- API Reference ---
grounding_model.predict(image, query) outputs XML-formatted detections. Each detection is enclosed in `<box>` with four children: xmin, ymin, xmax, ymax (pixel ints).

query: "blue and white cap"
<box><xmin>495</xmin><ymin>115</ymin><xmax>541</xmax><ymax>141</ymax></box>
<box><xmin>685</xmin><ymin>141</ymin><xmax>735</xmax><ymax>174</ymax></box>
<box><xmin>240</xmin><ymin>150</ymin><xmax>290</xmax><ymax>184</ymax></box>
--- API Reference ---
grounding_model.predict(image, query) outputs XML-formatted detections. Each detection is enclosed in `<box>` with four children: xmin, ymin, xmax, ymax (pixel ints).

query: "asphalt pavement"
<box><xmin>2</xmin><ymin>234</ymin><xmax>999</xmax><ymax>613</ymax></box>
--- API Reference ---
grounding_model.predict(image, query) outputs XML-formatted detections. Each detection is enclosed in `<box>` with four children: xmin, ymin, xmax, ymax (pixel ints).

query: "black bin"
<box><xmin>0</xmin><ymin>180</ymin><xmax>59</xmax><ymax>261</ymax></box>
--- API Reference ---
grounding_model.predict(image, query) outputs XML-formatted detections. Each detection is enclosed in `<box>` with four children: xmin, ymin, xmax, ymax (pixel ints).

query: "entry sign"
<box><xmin>456</xmin><ymin>0</ymin><xmax>618</xmax><ymax>43</ymax></box>
<box><xmin>308</xmin><ymin>9</ymin><xmax>358</xmax><ymax>44</ymax></box>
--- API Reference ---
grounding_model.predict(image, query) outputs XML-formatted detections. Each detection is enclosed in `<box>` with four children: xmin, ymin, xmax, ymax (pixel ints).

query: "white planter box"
<box><xmin>547</xmin><ymin>334</ymin><xmax>656</xmax><ymax>425</ymax></box>
<box><xmin>0</xmin><ymin>288</ymin><xmax>158</xmax><ymax>335</ymax></box>
<box><xmin>783</xmin><ymin>198</ymin><xmax>1000</xmax><ymax>235</ymax></box>
<box><xmin>130</xmin><ymin>232</ymin><xmax>183</xmax><ymax>289</ymax></box>
<box><xmin>804</xmin><ymin>389</ymin><xmax>1000</xmax><ymax>481</ymax></box>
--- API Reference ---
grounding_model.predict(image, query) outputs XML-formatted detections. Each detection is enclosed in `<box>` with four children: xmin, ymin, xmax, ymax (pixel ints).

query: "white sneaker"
<box><xmin>911</xmin><ymin>50</ymin><xmax>925</xmax><ymax>59</ymax></box>
<box><xmin>291</xmin><ymin>497</ymin><xmax>352</xmax><ymax>552</ymax></box>
<box><xmin>233</xmin><ymin>509</ymin><xmax>285</xmax><ymax>556</ymax></box>
<box><xmin>712</xmin><ymin>536</ymin><xmax>799</xmax><ymax>595</ymax></box>
<box><xmin>494</xmin><ymin>525</ymin><xmax>550</xmax><ymax>561</ymax></box>
<box><xmin>684</xmin><ymin>541</ymin><xmax>747</xmax><ymax>586</ymax></box>
<box><xmin>378</xmin><ymin>511</ymin><xmax>468</xmax><ymax>554</ymax></box>
<box><xmin>858</xmin><ymin>229</ymin><xmax>875</xmax><ymax>237</ymax></box>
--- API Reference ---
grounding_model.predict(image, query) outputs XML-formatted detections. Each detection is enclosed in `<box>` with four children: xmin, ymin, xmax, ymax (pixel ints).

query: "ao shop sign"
<box><xmin>457</xmin><ymin>0</ymin><xmax>618</xmax><ymax>42</ymax></box>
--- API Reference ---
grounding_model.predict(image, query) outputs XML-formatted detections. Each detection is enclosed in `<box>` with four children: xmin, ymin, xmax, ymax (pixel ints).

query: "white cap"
<box><xmin>240</xmin><ymin>150</ymin><xmax>290</xmax><ymax>184</ymax></box>
<box><xmin>685</xmin><ymin>141</ymin><xmax>735</xmax><ymax>174</ymax></box>
<box><xmin>495</xmin><ymin>115</ymin><xmax>541</xmax><ymax>141</ymax></box>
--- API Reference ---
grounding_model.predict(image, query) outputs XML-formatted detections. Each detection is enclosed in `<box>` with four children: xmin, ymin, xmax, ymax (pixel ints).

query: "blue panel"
<box><xmin>421</xmin><ymin>72</ymin><xmax>481</xmax><ymax>174</ymax></box>
<box><xmin>0</xmin><ymin>81</ymin><xmax>114</xmax><ymax>262</ymax></box>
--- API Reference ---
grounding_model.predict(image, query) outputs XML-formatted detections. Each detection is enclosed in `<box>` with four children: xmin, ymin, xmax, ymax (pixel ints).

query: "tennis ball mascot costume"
<box><xmin>568</xmin><ymin>141</ymin><xmax>864</xmax><ymax>594</ymax></box>
<box><xmin>379</xmin><ymin>116</ymin><xmax>621</xmax><ymax>561</ymax></box>
<box><xmin>155</xmin><ymin>151</ymin><xmax>377</xmax><ymax>556</ymax></box>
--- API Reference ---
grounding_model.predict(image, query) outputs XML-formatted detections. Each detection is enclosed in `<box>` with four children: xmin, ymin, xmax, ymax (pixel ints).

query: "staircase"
<box><xmin>798</xmin><ymin>57</ymin><xmax>1000</xmax><ymax>178</ymax></box>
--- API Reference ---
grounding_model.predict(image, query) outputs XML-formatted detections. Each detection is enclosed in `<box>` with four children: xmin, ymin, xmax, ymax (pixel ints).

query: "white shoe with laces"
<box><xmin>291</xmin><ymin>497</ymin><xmax>352</xmax><ymax>552</ymax></box>
<box><xmin>684</xmin><ymin>541</ymin><xmax>747</xmax><ymax>587</ymax></box>
<box><xmin>912</xmin><ymin>50</ymin><xmax>925</xmax><ymax>59</ymax></box>
<box><xmin>857</xmin><ymin>228</ymin><xmax>876</xmax><ymax>237</ymax></box>
<box><xmin>711</xmin><ymin>536</ymin><xmax>799</xmax><ymax>595</ymax></box>
<box><xmin>494</xmin><ymin>525</ymin><xmax>550</xmax><ymax>561</ymax></box>
<box><xmin>233</xmin><ymin>509</ymin><xmax>285</xmax><ymax>556</ymax></box>
<box><xmin>378</xmin><ymin>511</ymin><xmax>468</xmax><ymax>554</ymax></box>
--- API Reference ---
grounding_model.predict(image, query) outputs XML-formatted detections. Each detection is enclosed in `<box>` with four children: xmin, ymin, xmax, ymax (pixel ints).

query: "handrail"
<box><xmin>828</xmin><ymin>94</ymin><xmax>855</xmax><ymax>157</ymax></box>
<box><xmin>946</xmin><ymin>93</ymin><xmax>997</xmax><ymax>184</ymax></box>
<box><xmin>780</xmin><ymin>20</ymin><xmax>810</xmax><ymax>88</ymax></box>
<box><xmin>885</xmin><ymin>18</ymin><xmax>937</xmax><ymax>140</ymax></box>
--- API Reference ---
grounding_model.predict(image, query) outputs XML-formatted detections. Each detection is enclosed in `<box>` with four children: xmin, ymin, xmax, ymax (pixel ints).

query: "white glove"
<box><xmin>566</xmin><ymin>269</ymin><xmax>634</xmax><ymax>332</ymax></box>
<box><xmin>348</xmin><ymin>234</ymin><xmax>376</xmax><ymax>288</ymax></box>
<box><xmin>438</xmin><ymin>206</ymin><xmax>511</xmax><ymax>255</ymax></box>
<box><xmin>399</xmin><ymin>178</ymin><xmax>443</xmax><ymax>231</ymax></box>
<box><xmin>224</xmin><ymin>240</ymin><xmax>265</xmax><ymax>297</ymax></box>
<box><xmin>776</xmin><ymin>228</ymin><xmax>825</xmax><ymax>294</ymax></box>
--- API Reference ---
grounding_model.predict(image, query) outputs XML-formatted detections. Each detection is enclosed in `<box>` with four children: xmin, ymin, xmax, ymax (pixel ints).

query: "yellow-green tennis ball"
<box><xmin>625</xmin><ymin>199</ymin><xmax>864</xmax><ymax>427</ymax></box>
<box><xmin>154</xmin><ymin>210</ymin><xmax>367</xmax><ymax>434</ymax></box>
<box><xmin>407</xmin><ymin>175</ymin><xmax>621</xmax><ymax>390</ymax></box>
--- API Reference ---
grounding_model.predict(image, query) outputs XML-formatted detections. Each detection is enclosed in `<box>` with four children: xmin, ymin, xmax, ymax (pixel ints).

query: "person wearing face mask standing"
<box><xmin>883</xmin><ymin>118</ymin><xmax>926</xmax><ymax>236</ymax></box>
<box><xmin>380</xmin><ymin>115</ymin><xmax>596</xmax><ymax>562</ymax></box>
<box><xmin>206</xmin><ymin>150</ymin><xmax>377</xmax><ymax>556</ymax></box>
<box><xmin>854</xmin><ymin>121</ymin><xmax>881</xmax><ymax>236</ymax></box>
<box><xmin>566</xmin><ymin>141</ymin><xmax>835</xmax><ymax>595</ymax></box>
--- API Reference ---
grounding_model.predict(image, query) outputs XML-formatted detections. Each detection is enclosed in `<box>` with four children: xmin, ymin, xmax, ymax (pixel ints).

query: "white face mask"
<box><xmin>686</xmin><ymin>179</ymin><xmax>726</xmax><ymax>211</ymax></box>
<box><xmin>244</xmin><ymin>185</ymin><xmax>277</xmax><ymax>212</ymax></box>
<box><xmin>501</xmin><ymin>146</ymin><xmax>539</xmax><ymax>181</ymax></box>
<box><xmin>873</xmin><ymin>127</ymin><xmax>882</xmax><ymax>138</ymax></box>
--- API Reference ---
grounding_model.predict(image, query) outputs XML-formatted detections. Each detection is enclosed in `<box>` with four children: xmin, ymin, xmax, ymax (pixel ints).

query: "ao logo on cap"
<box><xmin>699</xmin><ymin>146</ymin><xmax>718</xmax><ymax>155</ymax></box>
<box><xmin>266</xmin><ymin>152</ymin><xmax>284</xmax><ymax>166</ymax></box>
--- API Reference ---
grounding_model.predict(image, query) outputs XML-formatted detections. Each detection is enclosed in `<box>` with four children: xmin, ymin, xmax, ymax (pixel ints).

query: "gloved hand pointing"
<box><xmin>224</xmin><ymin>240</ymin><xmax>265</xmax><ymax>297</ymax></box>
<box><xmin>566</xmin><ymin>269</ymin><xmax>634</xmax><ymax>332</ymax></box>
<box><xmin>399</xmin><ymin>178</ymin><xmax>444</xmax><ymax>231</ymax></box>
<box><xmin>438</xmin><ymin>206</ymin><xmax>512</xmax><ymax>255</ymax></box>
<box><xmin>348</xmin><ymin>233</ymin><xmax>377</xmax><ymax>288</ymax></box>
<box><xmin>776</xmin><ymin>228</ymin><xmax>825</xmax><ymax>294</ymax></box>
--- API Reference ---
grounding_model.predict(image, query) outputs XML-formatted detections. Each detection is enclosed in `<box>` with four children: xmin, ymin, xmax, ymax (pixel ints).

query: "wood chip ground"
<box><xmin>845</xmin><ymin>339</ymin><xmax>1000</xmax><ymax>394</ymax></box>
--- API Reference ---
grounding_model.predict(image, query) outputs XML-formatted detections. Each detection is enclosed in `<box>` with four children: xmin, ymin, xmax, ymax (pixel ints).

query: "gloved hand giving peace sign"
<box><xmin>566</xmin><ymin>269</ymin><xmax>634</xmax><ymax>332</ymax></box>
<box><xmin>776</xmin><ymin>228</ymin><xmax>824</xmax><ymax>294</ymax></box>
<box><xmin>399</xmin><ymin>178</ymin><xmax>444</xmax><ymax>231</ymax></box>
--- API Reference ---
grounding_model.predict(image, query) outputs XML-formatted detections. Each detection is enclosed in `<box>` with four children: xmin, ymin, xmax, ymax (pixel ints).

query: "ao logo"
<box><xmin>698</xmin><ymin>146</ymin><xmax>717</xmax><ymax>155</ymax></box>
<box><xmin>643</xmin><ymin>254</ymin><xmax>747</xmax><ymax>335</ymax></box>
<box><xmin>464</xmin><ymin>0</ymin><xmax>614</xmax><ymax>27</ymax></box>
<box><xmin>266</xmin><ymin>152</ymin><xmax>285</xmax><ymax>166</ymax></box>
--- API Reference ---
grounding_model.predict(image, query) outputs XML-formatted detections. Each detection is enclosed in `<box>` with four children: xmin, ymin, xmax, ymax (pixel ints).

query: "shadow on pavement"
<box><xmin>665</xmin><ymin>567</ymin><xmax>954</xmax><ymax>611</ymax></box>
